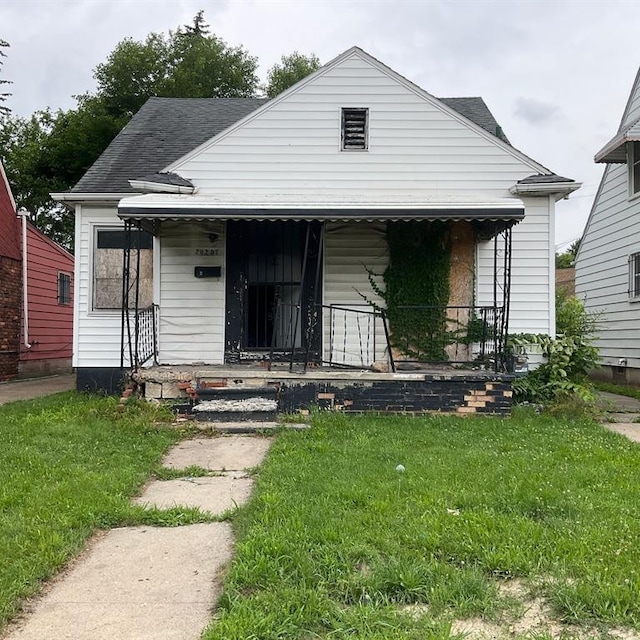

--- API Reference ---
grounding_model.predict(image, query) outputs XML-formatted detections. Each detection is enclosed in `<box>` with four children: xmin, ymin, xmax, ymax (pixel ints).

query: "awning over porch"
<box><xmin>117</xmin><ymin>192</ymin><xmax>525</xmax><ymax>224</ymax></box>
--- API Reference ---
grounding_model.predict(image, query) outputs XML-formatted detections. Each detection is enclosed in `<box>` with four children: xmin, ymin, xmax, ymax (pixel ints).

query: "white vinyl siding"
<box><xmin>74</xmin><ymin>206</ymin><xmax>126</xmax><ymax>368</ymax></box>
<box><xmin>171</xmin><ymin>53</ymin><xmax>542</xmax><ymax>199</ymax></box>
<box><xmin>323</xmin><ymin>222</ymin><xmax>389</xmax><ymax>366</ymax></box>
<box><xmin>576</xmin><ymin>158</ymin><xmax>640</xmax><ymax>367</ymax></box>
<box><xmin>157</xmin><ymin>222</ymin><xmax>225</xmax><ymax>364</ymax></box>
<box><xmin>477</xmin><ymin>197</ymin><xmax>553</xmax><ymax>337</ymax></box>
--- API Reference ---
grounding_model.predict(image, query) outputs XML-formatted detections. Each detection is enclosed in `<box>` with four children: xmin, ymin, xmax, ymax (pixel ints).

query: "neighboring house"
<box><xmin>576</xmin><ymin>66</ymin><xmax>640</xmax><ymax>385</ymax></box>
<box><xmin>0</xmin><ymin>161</ymin><xmax>74</xmax><ymax>380</ymax></box>
<box><xmin>0</xmin><ymin>162</ymin><xmax>22</xmax><ymax>381</ymax></box>
<box><xmin>54</xmin><ymin>47</ymin><xmax>579</xmax><ymax>405</ymax></box>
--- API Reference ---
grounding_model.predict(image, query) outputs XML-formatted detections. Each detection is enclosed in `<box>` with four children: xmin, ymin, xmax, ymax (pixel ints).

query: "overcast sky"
<box><xmin>2</xmin><ymin>0</ymin><xmax>638</xmax><ymax>249</ymax></box>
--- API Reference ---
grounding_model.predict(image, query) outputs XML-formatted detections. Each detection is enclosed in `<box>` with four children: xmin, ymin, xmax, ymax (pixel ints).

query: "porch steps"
<box><xmin>192</xmin><ymin>385</ymin><xmax>278</xmax><ymax>423</ymax></box>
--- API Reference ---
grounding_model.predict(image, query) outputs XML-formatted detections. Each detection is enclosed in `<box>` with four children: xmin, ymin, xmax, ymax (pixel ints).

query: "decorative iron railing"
<box><xmin>121</xmin><ymin>304</ymin><xmax>158</xmax><ymax>369</ymax></box>
<box><xmin>271</xmin><ymin>301</ymin><xmax>507</xmax><ymax>372</ymax></box>
<box><xmin>389</xmin><ymin>305</ymin><xmax>506</xmax><ymax>371</ymax></box>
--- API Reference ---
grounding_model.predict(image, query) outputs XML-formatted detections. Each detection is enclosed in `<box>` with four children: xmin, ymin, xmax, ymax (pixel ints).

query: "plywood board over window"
<box><xmin>93</xmin><ymin>229</ymin><xmax>153</xmax><ymax>310</ymax></box>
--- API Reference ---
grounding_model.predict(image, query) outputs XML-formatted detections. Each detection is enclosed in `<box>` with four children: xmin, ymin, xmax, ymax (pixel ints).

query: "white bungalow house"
<box><xmin>576</xmin><ymin>66</ymin><xmax>640</xmax><ymax>385</ymax></box>
<box><xmin>54</xmin><ymin>47</ymin><xmax>579</xmax><ymax>413</ymax></box>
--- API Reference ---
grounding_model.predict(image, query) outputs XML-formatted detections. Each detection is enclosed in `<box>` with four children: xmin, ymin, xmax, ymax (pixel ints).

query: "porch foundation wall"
<box><xmin>136</xmin><ymin>368</ymin><xmax>513</xmax><ymax>415</ymax></box>
<box><xmin>279</xmin><ymin>377</ymin><xmax>513</xmax><ymax>415</ymax></box>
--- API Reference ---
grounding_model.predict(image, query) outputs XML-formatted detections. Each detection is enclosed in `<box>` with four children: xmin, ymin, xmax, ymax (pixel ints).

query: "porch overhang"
<box><xmin>117</xmin><ymin>193</ymin><xmax>525</xmax><ymax>225</ymax></box>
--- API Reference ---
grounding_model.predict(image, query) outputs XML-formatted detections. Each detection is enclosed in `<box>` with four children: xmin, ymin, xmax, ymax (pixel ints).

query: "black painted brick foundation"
<box><xmin>278</xmin><ymin>376</ymin><xmax>513</xmax><ymax>415</ymax></box>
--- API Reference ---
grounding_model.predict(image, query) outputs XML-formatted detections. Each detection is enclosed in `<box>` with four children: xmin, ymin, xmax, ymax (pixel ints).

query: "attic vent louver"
<box><xmin>341</xmin><ymin>108</ymin><xmax>368</xmax><ymax>151</ymax></box>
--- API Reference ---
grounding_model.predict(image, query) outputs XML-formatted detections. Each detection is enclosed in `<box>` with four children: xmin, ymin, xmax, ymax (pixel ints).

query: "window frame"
<box><xmin>629</xmin><ymin>252</ymin><xmax>640</xmax><ymax>300</ymax></box>
<box><xmin>57</xmin><ymin>272</ymin><xmax>71</xmax><ymax>305</ymax></box>
<box><xmin>340</xmin><ymin>107</ymin><xmax>369</xmax><ymax>152</ymax></box>
<box><xmin>629</xmin><ymin>141</ymin><xmax>640</xmax><ymax>198</ymax></box>
<box><xmin>91</xmin><ymin>226</ymin><xmax>153</xmax><ymax>313</ymax></box>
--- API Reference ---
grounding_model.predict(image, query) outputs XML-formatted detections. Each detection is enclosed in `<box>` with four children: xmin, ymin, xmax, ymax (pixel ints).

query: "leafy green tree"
<box><xmin>91</xmin><ymin>15</ymin><xmax>258</xmax><ymax>120</ymax></box>
<box><xmin>265</xmin><ymin>52</ymin><xmax>320</xmax><ymax>98</ymax></box>
<box><xmin>0</xmin><ymin>12</ymin><xmax>260</xmax><ymax>250</ymax></box>
<box><xmin>0</xmin><ymin>39</ymin><xmax>11</xmax><ymax>115</ymax></box>
<box><xmin>555</xmin><ymin>237</ymin><xmax>581</xmax><ymax>268</ymax></box>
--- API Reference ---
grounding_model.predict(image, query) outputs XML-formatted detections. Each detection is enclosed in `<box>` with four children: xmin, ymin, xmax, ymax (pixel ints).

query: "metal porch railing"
<box><xmin>270</xmin><ymin>302</ymin><xmax>508</xmax><ymax>373</ymax></box>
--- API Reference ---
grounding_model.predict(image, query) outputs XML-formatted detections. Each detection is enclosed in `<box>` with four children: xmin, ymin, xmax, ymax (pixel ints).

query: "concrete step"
<box><xmin>195</xmin><ymin>385</ymin><xmax>277</xmax><ymax>399</ymax></box>
<box><xmin>192</xmin><ymin>397</ymin><xmax>278</xmax><ymax>422</ymax></box>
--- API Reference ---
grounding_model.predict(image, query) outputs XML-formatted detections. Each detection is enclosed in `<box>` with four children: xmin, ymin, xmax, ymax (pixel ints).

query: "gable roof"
<box><xmin>0</xmin><ymin>161</ymin><xmax>21</xmax><ymax>261</ymax></box>
<box><xmin>69</xmin><ymin>46</ymin><xmax>571</xmax><ymax>197</ymax></box>
<box><xmin>595</xmin><ymin>66</ymin><xmax>640</xmax><ymax>163</ymax></box>
<box><xmin>70</xmin><ymin>95</ymin><xmax>512</xmax><ymax>195</ymax></box>
<box><xmin>71</xmin><ymin>98</ymin><xmax>267</xmax><ymax>194</ymax></box>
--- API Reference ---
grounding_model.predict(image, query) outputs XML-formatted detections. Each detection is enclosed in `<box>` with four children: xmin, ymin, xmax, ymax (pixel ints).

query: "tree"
<box><xmin>0</xmin><ymin>13</ymin><xmax>260</xmax><ymax>250</ymax></box>
<box><xmin>265</xmin><ymin>52</ymin><xmax>320</xmax><ymax>98</ymax></box>
<box><xmin>91</xmin><ymin>15</ymin><xmax>258</xmax><ymax>120</ymax></box>
<box><xmin>555</xmin><ymin>238</ymin><xmax>581</xmax><ymax>268</ymax></box>
<box><xmin>0</xmin><ymin>39</ymin><xmax>11</xmax><ymax>115</ymax></box>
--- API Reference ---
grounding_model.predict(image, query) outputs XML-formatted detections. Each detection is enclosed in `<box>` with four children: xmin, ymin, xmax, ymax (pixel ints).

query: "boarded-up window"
<box><xmin>93</xmin><ymin>228</ymin><xmax>153</xmax><ymax>310</ymax></box>
<box><xmin>341</xmin><ymin>108</ymin><xmax>368</xmax><ymax>151</ymax></box>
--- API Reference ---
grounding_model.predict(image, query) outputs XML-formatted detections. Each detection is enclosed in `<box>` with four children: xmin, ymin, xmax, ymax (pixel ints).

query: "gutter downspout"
<box><xmin>18</xmin><ymin>208</ymin><xmax>31</xmax><ymax>349</ymax></box>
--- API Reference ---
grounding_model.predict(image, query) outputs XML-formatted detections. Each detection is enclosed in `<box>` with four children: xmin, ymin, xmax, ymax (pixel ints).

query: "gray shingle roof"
<box><xmin>71</xmin><ymin>97</ymin><xmax>267</xmax><ymax>194</ymax></box>
<box><xmin>439</xmin><ymin>97</ymin><xmax>510</xmax><ymax>143</ymax></box>
<box><xmin>71</xmin><ymin>95</ymin><xmax>511</xmax><ymax>194</ymax></box>
<box><xmin>517</xmin><ymin>174</ymin><xmax>574</xmax><ymax>184</ymax></box>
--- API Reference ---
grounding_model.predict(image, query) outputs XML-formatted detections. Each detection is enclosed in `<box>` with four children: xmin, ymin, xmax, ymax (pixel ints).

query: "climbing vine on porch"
<box><xmin>368</xmin><ymin>221</ymin><xmax>452</xmax><ymax>361</ymax></box>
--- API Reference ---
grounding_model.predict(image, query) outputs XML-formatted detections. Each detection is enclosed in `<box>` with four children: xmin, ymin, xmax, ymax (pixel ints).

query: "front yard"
<box><xmin>0</xmin><ymin>392</ymin><xmax>208</xmax><ymax>628</ymax></box>
<box><xmin>206</xmin><ymin>410</ymin><xmax>640</xmax><ymax>639</ymax></box>
<box><xmin>2</xmin><ymin>394</ymin><xmax>640</xmax><ymax>639</ymax></box>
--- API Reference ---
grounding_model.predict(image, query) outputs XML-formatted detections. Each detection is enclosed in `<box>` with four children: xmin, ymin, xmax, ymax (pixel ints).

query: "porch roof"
<box><xmin>117</xmin><ymin>193</ymin><xmax>525</xmax><ymax>223</ymax></box>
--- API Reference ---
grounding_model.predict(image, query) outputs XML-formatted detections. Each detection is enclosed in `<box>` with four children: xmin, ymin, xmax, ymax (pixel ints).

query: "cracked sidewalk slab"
<box><xmin>134</xmin><ymin>475</ymin><xmax>255</xmax><ymax>514</ymax></box>
<box><xmin>2</xmin><ymin>523</ymin><xmax>234</xmax><ymax>640</ymax></box>
<box><xmin>161</xmin><ymin>435</ymin><xmax>272</xmax><ymax>471</ymax></box>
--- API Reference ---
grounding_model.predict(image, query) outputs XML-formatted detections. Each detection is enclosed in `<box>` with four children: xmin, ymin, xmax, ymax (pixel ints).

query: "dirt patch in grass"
<box><xmin>403</xmin><ymin>580</ymin><xmax>640</xmax><ymax>640</ymax></box>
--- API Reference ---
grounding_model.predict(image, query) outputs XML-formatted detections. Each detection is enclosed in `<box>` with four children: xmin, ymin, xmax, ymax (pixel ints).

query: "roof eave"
<box><xmin>51</xmin><ymin>192</ymin><xmax>132</xmax><ymax>209</ymax></box>
<box><xmin>128</xmin><ymin>180</ymin><xmax>196</xmax><ymax>194</ymax></box>
<box><xmin>509</xmin><ymin>181</ymin><xmax>582</xmax><ymax>200</ymax></box>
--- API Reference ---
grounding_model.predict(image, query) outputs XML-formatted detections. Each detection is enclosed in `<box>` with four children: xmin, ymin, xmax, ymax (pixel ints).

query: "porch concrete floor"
<box><xmin>134</xmin><ymin>363</ymin><xmax>503</xmax><ymax>384</ymax></box>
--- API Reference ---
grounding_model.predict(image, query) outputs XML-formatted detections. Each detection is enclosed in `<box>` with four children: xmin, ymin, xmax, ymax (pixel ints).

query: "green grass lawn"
<box><xmin>0</xmin><ymin>392</ymin><xmax>206</xmax><ymax>628</ymax></box>
<box><xmin>205</xmin><ymin>410</ymin><xmax>640</xmax><ymax>639</ymax></box>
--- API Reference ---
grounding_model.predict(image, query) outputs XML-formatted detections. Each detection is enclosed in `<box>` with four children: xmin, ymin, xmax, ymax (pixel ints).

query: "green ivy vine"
<box><xmin>368</xmin><ymin>221</ymin><xmax>452</xmax><ymax>360</ymax></box>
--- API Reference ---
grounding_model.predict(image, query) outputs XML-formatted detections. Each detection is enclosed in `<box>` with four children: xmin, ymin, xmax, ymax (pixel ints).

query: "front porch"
<box><xmin>133</xmin><ymin>364</ymin><xmax>514</xmax><ymax>416</ymax></box>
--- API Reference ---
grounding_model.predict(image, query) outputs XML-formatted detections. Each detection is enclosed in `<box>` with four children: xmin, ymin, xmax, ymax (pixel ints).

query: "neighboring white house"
<box><xmin>53</xmin><ymin>46</ymin><xmax>579</xmax><ymax>393</ymax></box>
<box><xmin>576</xmin><ymin>66</ymin><xmax>640</xmax><ymax>385</ymax></box>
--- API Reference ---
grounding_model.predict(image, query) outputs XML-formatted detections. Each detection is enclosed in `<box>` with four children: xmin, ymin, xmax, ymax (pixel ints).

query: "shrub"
<box><xmin>511</xmin><ymin>291</ymin><xmax>599</xmax><ymax>405</ymax></box>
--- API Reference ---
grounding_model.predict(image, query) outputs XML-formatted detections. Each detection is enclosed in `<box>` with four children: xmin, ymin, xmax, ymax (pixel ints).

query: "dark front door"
<box><xmin>225</xmin><ymin>220</ymin><xmax>322</xmax><ymax>363</ymax></box>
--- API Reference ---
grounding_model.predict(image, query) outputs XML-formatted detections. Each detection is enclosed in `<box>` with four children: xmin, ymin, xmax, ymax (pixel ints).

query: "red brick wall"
<box><xmin>0</xmin><ymin>256</ymin><xmax>22</xmax><ymax>380</ymax></box>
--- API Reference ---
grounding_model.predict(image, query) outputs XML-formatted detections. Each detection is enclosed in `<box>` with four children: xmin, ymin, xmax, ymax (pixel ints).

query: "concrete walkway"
<box><xmin>2</xmin><ymin>433</ymin><xmax>274</xmax><ymax>640</ymax></box>
<box><xmin>0</xmin><ymin>374</ymin><xmax>76</xmax><ymax>405</ymax></box>
<box><xmin>597</xmin><ymin>391</ymin><xmax>640</xmax><ymax>443</ymax></box>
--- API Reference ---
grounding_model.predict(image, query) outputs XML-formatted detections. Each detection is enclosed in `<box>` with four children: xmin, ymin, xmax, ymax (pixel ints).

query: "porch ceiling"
<box><xmin>118</xmin><ymin>193</ymin><xmax>525</xmax><ymax>224</ymax></box>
